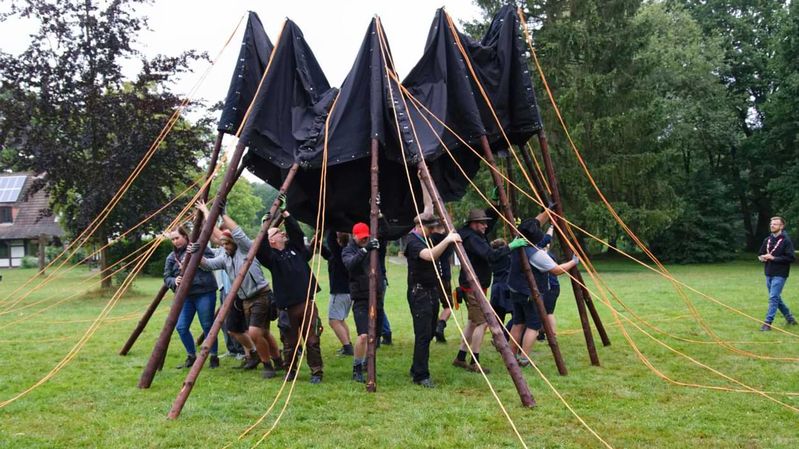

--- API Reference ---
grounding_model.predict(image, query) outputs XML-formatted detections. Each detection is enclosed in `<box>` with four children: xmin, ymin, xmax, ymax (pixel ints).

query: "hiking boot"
<box><xmin>241</xmin><ymin>356</ymin><xmax>261</xmax><ymax>370</ymax></box>
<box><xmin>515</xmin><ymin>354</ymin><xmax>531</xmax><ymax>367</ymax></box>
<box><xmin>309</xmin><ymin>374</ymin><xmax>322</xmax><ymax>384</ymax></box>
<box><xmin>470</xmin><ymin>363</ymin><xmax>490</xmax><ymax>374</ymax></box>
<box><xmin>760</xmin><ymin>323</ymin><xmax>772</xmax><ymax>331</ymax></box>
<box><xmin>262</xmin><ymin>363</ymin><xmax>277</xmax><ymax>379</ymax></box>
<box><xmin>337</xmin><ymin>345</ymin><xmax>354</xmax><ymax>356</ymax></box>
<box><xmin>352</xmin><ymin>364</ymin><xmax>365</xmax><ymax>383</ymax></box>
<box><xmin>413</xmin><ymin>378</ymin><xmax>436</xmax><ymax>388</ymax></box>
<box><xmin>434</xmin><ymin>320</ymin><xmax>447</xmax><ymax>343</ymax></box>
<box><xmin>209</xmin><ymin>355</ymin><xmax>220</xmax><ymax>369</ymax></box>
<box><xmin>452</xmin><ymin>358</ymin><xmax>471</xmax><ymax>371</ymax></box>
<box><xmin>178</xmin><ymin>355</ymin><xmax>196</xmax><ymax>369</ymax></box>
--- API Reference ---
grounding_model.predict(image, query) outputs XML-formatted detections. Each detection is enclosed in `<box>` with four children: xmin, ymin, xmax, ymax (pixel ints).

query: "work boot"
<box><xmin>337</xmin><ymin>344</ymin><xmax>354</xmax><ymax>356</ymax></box>
<box><xmin>241</xmin><ymin>355</ymin><xmax>261</xmax><ymax>370</ymax></box>
<box><xmin>262</xmin><ymin>362</ymin><xmax>277</xmax><ymax>379</ymax></box>
<box><xmin>434</xmin><ymin>320</ymin><xmax>447</xmax><ymax>343</ymax></box>
<box><xmin>209</xmin><ymin>355</ymin><xmax>220</xmax><ymax>369</ymax></box>
<box><xmin>452</xmin><ymin>359</ymin><xmax>471</xmax><ymax>371</ymax></box>
<box><xmin>178</xmin><ymin>354</ymin><xmax>196</xmax><ymax>369</ymax></box>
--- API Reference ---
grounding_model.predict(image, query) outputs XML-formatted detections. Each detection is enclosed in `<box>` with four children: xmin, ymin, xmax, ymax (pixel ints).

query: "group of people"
<box><xmin>163</xmin><ymin>198</ymin><xmax>581</xmax><ymax>387</ymax></box>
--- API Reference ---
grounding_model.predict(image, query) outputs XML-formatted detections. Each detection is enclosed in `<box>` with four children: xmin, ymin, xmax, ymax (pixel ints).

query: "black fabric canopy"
<box><xmin>217</xmin><ymin>12</ymin><xmax>273</xmax><ymax>134</ymax></box>
<box><xmin>229</xmin><ymin>7</ymin><xmax>544</xmax><ymax>236</ymax></box>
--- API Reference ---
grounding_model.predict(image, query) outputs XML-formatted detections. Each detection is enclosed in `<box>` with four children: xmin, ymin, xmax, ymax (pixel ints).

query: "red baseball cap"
<box><xmin>352</xmin><ymin>222</ymin><xmax>370</xmax><ymax>239</ymax></box>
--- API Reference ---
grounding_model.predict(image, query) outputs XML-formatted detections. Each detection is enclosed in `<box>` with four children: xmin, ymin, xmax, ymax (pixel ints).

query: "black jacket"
<box><xmin>457</xmin><ymin>225</ymin><xmax>510</xmax><ymax>289</ymax></box>
<box><xmin>321</xmin><ymin>231</ymin><xmax>350</xmax><ymax>294</ymax></box>
<box><xmin>759</xmin><ymin>231</ymin><xmax>795</xmax><ymax>278</ymax></box>
<box><xmin>256</xmin><ymin>215</ymin><xmax>320</xmax><ymax>308</ymax></box>
<box><xmin>341</xmin><ymin>238</ymin><xmax>386</xmax><ymax>300</ymax></box>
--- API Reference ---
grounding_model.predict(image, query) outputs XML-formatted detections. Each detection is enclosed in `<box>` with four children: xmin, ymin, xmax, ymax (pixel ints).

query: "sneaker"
<box><xmin>262</xmin><ymin>363</ymin><xmax>277</xmax><ymax>379</ymax></box>
<box><xmin>209</xmin><ymin>355</ymin><xmax>220</xmax><ymax>369</ymax></box>
<box><xmin>760</xmin><ymin>324</ymin><xmax>772</xmax><ymax>331</ymax></box>
<box><xmin>413</xmin><ymin>378</ymin><xmax>436</xmax><ymax>388</ymax></box>
<box><xmin>309</xmin><ymin>374</ymin><xmax>322</xmax><ymax>384</ymax></box>
<box><xmin>177</xmin><ymin>355</ymin><xmax>196</xmax><ymax>369</ymax></box>
<box><xmin>234</xmin><ymin>352</ymin><xmax>246</xmax><ymax>361</ymax></box>
<box><xmin>787</xmin><ymin>318</ymin><xmax>798</xmax><ymax>326</ymax></box>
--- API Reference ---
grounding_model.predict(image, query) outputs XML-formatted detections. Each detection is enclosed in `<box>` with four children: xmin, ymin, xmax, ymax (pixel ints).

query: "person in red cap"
<box><xmin>341</xmin><ymin>222</ymin><xmax>385</xmax><ymax>382</ymax></box>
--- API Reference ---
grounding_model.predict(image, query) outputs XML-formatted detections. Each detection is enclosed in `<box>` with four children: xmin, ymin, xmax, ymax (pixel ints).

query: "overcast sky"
<box><xmin>1</xmin><ymin>1</ymin><xmax>484</xmax><ymax>107</ymax></box>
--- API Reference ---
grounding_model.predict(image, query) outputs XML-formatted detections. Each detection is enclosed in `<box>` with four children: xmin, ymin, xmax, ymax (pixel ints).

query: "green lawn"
<box><xmin>1</xmin><ymin>258</ymin><xmax>798</xmax><ymax>448</ymax></box>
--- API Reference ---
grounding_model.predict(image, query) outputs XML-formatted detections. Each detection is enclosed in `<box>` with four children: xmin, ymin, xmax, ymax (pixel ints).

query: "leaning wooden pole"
<box><xmin>366</xmin><ymin>139</ymin><xmax>380</xmax><ymax>392</ymax></box>
<box><xmin>532</xmin><ymin>135</ymin><xmax>610</xmax><ymax>349</ymax></box>
<box><xmin>416</xmin><ymin>157</ymin><xmax>535</xmax><ymax>407</ymax></box>
<box><xmin>121</xmin><ymin>131</ymin><xmax>226</xmax><ymax>357</ymax></box>
<box><xmin>482</xmin><ymin>137</ymin><xmax>567</xmax><ymax>375</ymax></box>
<box><xmin>138</xmin><ymin>140</ymin><xmax>247</xmax><ymax>389</ymax></box>
<box><xmin>168</xmin><ymin>164</ymin><xmax>299</xmax><ymax>419</ymax></box>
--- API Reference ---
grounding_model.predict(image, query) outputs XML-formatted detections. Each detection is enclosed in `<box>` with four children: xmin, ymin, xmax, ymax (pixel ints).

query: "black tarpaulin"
<box><xmin>457</xmin><ymin>5</ymin><xmax>543</xmax><ymax>146</ymax></box>
<box><xmin>402</xmin><ymin>9</ymin><xmax>488</xmax><ymax>201</ymax></box>
<box><xmin>217</xmin><ymin>12</ymin><xmax>274</xmax><ymax>134</ymax></box>
<box><xmin>285</xmin><ymin>19</ymin><xmax>422</xmax><ymax>237</ymax></box>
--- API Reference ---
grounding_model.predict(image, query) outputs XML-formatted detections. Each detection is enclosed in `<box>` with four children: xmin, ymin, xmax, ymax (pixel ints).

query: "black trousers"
<box><xmin>407</xmin><ymin>283</ymin><xmax>439</xmax><ymax>382</ymax></box>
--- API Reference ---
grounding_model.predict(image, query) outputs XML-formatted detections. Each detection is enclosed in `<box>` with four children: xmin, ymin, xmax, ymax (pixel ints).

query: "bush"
<box><xmin>20</xmin><ymin>256</ymin><xmax>39</xmax><ymax>269</ymax></box>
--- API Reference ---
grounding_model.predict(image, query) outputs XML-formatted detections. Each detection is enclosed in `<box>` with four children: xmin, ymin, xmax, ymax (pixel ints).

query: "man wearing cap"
<box><xmin>193</xmin><ymin>201</ymin><xmax>282</xmax><ymax>378</ymax></box>
<box><xmin>341</xmin><ymin>222</ymin><xmax>385</xmax><ymax>383</ymax></box>
<box><xmin>256</xmin><ymin>208</ymin><xmax>324</xmax><ymax>384</ymax></box>
<box><xmin>404</xmin><ymin>215</ymin><xmax>462</xmax><ymax>388</ymax></box>
<box><xmin>508</xmin><ymin>212</ymin><xmax>579</xmax><ymax>366</ymax></box>
<box><xmin>453</xmin><ymin>208</ymin><xmax>528</xmax><ymax>372</ymax></box>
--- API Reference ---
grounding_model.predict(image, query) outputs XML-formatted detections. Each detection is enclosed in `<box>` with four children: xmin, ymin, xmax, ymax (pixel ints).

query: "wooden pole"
<box><xmin>37</xmin><ymin>233</ymin><xmax>46</xmax><ymax>275</ymax></box>
<box><xmin>168</xmin><ymin>164</ymin><xmax>299</xmax><ymax>419</ymax></box>
<box><xmin>503</xmin><ymin>155</ymin><xmax>517</xmax><ymax>216</ymax></box>
<box><xmin>482</xmin><ymin>137</ymin><xmax>567</xmax><ymax>375</ymax></box>
<box><xmin>122</xmin><ymin>131</ymin><xmax>226</xmax><ymax>358</ymax></box>
<box><xmin>139</xmin><ymin>139</ymin><xmax>246</xmax><ymax>389</ymax></box>
<box><xmin>120</xmin><ymin>285</ymin><xmax>168</xmax><ymax>356</ymax></box>
<box><xmin>416</xmin><ymin>158</ymin><xmax>536</xmax><ymax>407</ymax></box>
<box><xmin>532</xmin><ymin>134</ymin><xmax>610</xmax><ymax>350</ymax></box>
<box><xmin>366</xmin><ymin>138</ymin><xmax>379</xmax><ymax>392</ymax></box>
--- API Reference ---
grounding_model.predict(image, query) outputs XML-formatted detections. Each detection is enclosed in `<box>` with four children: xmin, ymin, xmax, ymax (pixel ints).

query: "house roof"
<box><xmin>0</xmin><ymin>173</ymin><xmax>64</xmax><ymax>240</ymax></box>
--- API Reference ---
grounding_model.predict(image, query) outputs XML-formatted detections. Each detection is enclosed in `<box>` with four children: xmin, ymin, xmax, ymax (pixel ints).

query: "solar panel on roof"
<box><xmin>0</xmin><ymin>176</ymin><xmax>26</xmax><ymax>203</ymax></box>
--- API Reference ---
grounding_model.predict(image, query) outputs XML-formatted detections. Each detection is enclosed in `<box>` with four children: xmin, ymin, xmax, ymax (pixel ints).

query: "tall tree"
<box><xmin>0</xmin><ymin>0</ymin><xmax>211</xmax><ymax>287</ymax></box>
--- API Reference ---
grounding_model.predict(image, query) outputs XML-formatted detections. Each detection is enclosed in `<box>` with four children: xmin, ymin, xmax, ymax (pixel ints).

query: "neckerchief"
<box><xmin>767</xmin><ymin>234</ymin><xmax>784</xmax><ymax>255</ymax></box>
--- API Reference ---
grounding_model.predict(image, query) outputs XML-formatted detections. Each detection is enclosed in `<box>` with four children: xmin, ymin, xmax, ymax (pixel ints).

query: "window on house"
<box><xmin>0</xmin><ymin>207</ymin><xmax>12</xmax><ymax>224</ymax></box>
<box><xmin>0</xmin><ymin>242</ymin><xmax>8</xmax><ymax>258</ymax></box>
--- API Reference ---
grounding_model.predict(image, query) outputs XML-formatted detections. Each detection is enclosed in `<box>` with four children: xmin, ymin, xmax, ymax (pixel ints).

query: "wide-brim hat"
<box><xmin>465</xmin><ymin>208</ymin><xmax>492</xmax><ymax>223</ymax></box>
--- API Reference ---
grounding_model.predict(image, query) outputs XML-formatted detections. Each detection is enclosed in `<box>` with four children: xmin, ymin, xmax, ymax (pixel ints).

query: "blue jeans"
<box><xmin>176</xmin><ymin>291</ymin><xmax>218</xmax><ymax>356</ymax></box>
<box><xmin>765</xmin><ymin>276</ymin><xmax>794</xmax><ymax>324</ymax></box>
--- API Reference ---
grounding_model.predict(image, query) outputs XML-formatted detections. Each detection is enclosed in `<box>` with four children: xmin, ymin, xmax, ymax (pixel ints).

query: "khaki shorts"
<box><xmin>464</xmin><ymin>287</ymin><xmax>488</xmax><ymax>325</ymax></box>
<box><xmin>242</xmin><ymin>289</ymin><xmax>272</xmax><ymax>330</ymax></box>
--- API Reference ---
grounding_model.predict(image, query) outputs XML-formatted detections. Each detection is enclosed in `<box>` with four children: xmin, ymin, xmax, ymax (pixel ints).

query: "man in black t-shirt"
<box><xmin>403</xmin><ymin>215</ymin><xmax>461</xmax><ymax>388</ymax></box>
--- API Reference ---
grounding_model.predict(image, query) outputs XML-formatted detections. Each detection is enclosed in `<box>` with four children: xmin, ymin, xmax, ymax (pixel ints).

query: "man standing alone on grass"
<box><xmin>758</xmin><ymin>216</ymin><xmax>798</xmax><ymax>331</ymax></box>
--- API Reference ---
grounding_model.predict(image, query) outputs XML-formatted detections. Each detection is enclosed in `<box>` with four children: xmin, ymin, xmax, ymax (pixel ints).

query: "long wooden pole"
<box><xmin>168</xmin><ymin>164</ymin><xmax>299</xmax><ymax>419</ymax></box>
<box><xmin>416</xmin><ymin>157</ymin><xmax>535</xmax><ymax>407</ymax></box>
<box><xmin>532</xmin><ymin>134</ymin><xmax>610</xmax><ymax>350</ymax></box>
<box><xmin>366</xmin><ymin>139</ymin><xmax>380</xmax><ymax>392</ymax></box>
<box><xmin>121</xmin><ymin>131</ymin><xmax>226</xmax><ymax>357</ymax></box>
<box><xmin>139</xmin><ymin>139</ymin><xmax>247</xmax><ymax>388</ymax></box>
<box><xmin>482</xmin><ymin>137</ymin><xmax>567</xmax><ymax>375</ymax></box>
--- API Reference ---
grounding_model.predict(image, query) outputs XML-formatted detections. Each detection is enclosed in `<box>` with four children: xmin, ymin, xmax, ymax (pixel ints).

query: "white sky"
<box><xmin>0</xmin><ymin>1</ymin><xmax>483</xmax><ymax>106</ymax></box>
<box><xmin>0</xmin><ymin>0</ymin><xmax>485</xmax><ymax>182</ymax></box>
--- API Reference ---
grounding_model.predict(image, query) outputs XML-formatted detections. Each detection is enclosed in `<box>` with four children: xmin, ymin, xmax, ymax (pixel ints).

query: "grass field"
<box><xmin>1</xmin><ymin>257</ymin><xmax>798</xmax><ymax>448</ymax></box>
